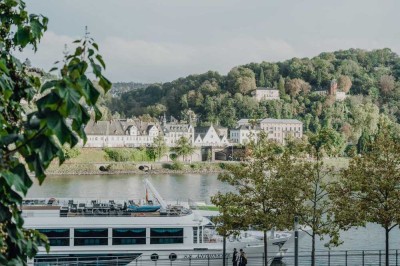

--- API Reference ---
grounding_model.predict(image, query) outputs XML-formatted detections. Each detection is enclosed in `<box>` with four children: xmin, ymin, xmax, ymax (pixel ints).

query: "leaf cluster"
<box><xmin>0</xmin><ymin>1</ymin><xmax>111</xmax><ymax>263</ymax></box>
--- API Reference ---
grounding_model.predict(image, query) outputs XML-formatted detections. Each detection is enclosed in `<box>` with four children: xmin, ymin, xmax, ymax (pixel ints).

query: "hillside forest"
<box><xmin>105</xmin><ymin>48</ymin><xmax>400</xmax><ymax>155</ymax></box>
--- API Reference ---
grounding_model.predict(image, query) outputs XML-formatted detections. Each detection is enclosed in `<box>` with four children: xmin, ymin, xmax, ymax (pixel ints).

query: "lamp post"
<box><xmin>294</xmin><ymin>216</ymin><xmax>299</xmax><ymax>266</ymax></box>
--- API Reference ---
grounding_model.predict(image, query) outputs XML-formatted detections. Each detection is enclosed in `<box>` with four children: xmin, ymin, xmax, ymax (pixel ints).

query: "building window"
<box><xmin>193</xmin><ymin>227</ymin><xmax>198</xmax><ymax>244</ymax></box>
<box><xmin>150</xmin><ymin>228</ymin><xmax>184</xmax><ymax>244</ymax></box>
<box><xmin>199</xmin><ymin>226</ymin><xmax>203</xmax><ymax>243</ymax></box>
<box><xmin>112</xmin><ymin>228</ymin><xmax>146</xmax><ymax>245</ymax></box>
<box><xmin>38</xmin><ymin>229</ymin><xmax>69</xmax><ymax>246</ymax></box>
<box><xmin>74</xmin><ymin>228</ymin><xmax>108</xmax><ymax>246</ymax></box>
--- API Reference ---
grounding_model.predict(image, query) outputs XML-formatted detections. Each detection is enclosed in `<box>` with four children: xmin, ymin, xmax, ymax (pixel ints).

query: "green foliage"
<box><xmin>170</xmin><ymin>160</ymin><xmax>184</xmax><ymax>170</ymax></box>
<box><xmin>62</xmin><ymin>145</ymin><xmax>81</xmax><ymax>160</ymax></box>
<box><xmin>104</xmin><ymin>148</ymin><xmax>151</xmax><ymax>162</ymax></box>
<box><xmin>211</xmin><ymin>132</ymin><xmax>309</xmax><ymax>264</ymax></box>
<box><xmin>151</xmin><ymin>135</ymin><xmax>168</xmax><ymax>161</ymax></box>
<box><xmin>332</xmin><ymin>121</ymin><xmax>400</xmax><ymax>266</ymax></box>
<box><xmin>104</xmin><ymin>148</ymin><xmax>132</xmax><ymax>162</ymax></box>
<box><xmin>171</xmin><ymin>136</ymin><xmax>195</xmax><ymax>161</ymax></box>
<box><xmin>0</xmin><ymin>1</ymin><xmax>111</xmax><ymax>263</ymax></box>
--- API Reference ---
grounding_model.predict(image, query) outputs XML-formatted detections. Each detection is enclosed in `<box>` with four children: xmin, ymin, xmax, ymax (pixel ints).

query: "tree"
<box><xmin>337</xmin><ymin>75</ymin><xmax>352</xmax><ymax>93</ymax></box>
<box><xmin>226</xmin><ymin>67</ymin><xmax>256</xmax><ymax>95</ymax></box>
<box><xmin>171</xmin><ymin>136</ymin><xmax>195</xmax><ymax>162</ymax></box>
<box><xmin>379</xmin><ymin>75</ymin><xmax>395</xmax><ymax>96</ymax></box>
<box><xmin>258</xmin><ymin>67</ymin><xmax>266</xmax><ymax>87</ymax></box>
<box><xmin>0</xmin><ymin>1</ymin><xmax>111</xmax><ymax>264</ymax></box>
<box><xmin>151</xmin><ymin>135</ymin><xmax>168</xmax><ymax>161</ymax></box>
<box><xmin>332</xmin><ymin>122</ymin><xmax>400</xmax><ymax>266</ymax></box>
<box><xmin>212</xmin><ymin>133</ymin><xmax>306</xmax><ymax>266</ymax></box>
<box><xmin>278</xmin><ymin>76</ymin><xmax>285</xmax><ymax>96</ymax></box>
<box><xmin>297</xmin><ymin>129</ymin><xmax>342</xmax><ymax>266</ymax></box>
<box><xmin>285</xmin><ymin>78</ymin><xmax>311</xmax><ymax>97</ymax></box>
<box><xmin>211</xmin><ymin>192</ymin><xmax>247</xmax><ymax>265</ymax></box>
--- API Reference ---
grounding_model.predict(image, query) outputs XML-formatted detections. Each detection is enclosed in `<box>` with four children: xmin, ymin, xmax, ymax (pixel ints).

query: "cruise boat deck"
<box><xmin>22</xmin><ymin>198</ymin><xmax>192</xmax><ymax>218</ymax></box>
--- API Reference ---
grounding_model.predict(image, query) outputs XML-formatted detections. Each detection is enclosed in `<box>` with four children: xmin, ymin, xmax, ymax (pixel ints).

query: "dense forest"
<box><xmin>106</xmin><ymin>48</ymin><xmax>400</xmax><ymax>154</ymax></box>
<box><xmin>110</xmin><ymin>82</ymin><xmax>150</xmax><ymax>97</ymax></box>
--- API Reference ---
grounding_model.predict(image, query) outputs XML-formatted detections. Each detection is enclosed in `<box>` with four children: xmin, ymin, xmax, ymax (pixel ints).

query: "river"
<box><xmin>27</xmin><ymin>173</ymin><xmax>400</xmax><ymax>256</ymax></box>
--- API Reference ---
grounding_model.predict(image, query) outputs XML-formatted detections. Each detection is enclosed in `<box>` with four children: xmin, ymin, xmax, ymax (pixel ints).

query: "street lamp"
<box><xmin>294</xmin><ymin>216</ymin><xmax>299</xmax><ymax>266</ymax></box>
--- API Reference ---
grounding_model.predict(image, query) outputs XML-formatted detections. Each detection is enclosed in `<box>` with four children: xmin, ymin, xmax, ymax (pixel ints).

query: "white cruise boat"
<box><xmin>23</xmin><ymin>180</ymin><xmax>292</xmax><ymax>265</ymax></box>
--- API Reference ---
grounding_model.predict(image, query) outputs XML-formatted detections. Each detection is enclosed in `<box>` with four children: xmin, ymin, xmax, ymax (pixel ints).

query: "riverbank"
<box><xmin>45</xmin><ymin>161</ymin><xmax>227</xmax><ymax>175</ymax></box>
<box><xmin>46</xmin><ymin>148</ymin><xmax>350</xmax><ymax>176</ymax></box>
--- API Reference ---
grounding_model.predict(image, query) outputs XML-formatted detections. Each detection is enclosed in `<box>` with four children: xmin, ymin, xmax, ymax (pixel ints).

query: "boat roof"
<box><xmin>23</xmin><ymin>212</ymin><xmax>211</xmax><ymax>228</ymax></box>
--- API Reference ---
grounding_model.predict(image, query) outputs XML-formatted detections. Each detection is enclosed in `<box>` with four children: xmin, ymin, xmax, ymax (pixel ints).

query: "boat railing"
<box><xmin>22</xmin><ymin>197</ymin><xmax>193</xmax><ymax>218</ymax></box>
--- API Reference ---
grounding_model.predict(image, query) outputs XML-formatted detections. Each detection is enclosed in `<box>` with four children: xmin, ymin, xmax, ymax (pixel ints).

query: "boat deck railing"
<box><xmin>22</xmin><ymin>198</ymin><xmax>192</xmax><ymax>218</ymax></box>
<box><xmin>33</xmin><ymin>249</ymin><xmax>400</xmax><ymax>266</ymax></box>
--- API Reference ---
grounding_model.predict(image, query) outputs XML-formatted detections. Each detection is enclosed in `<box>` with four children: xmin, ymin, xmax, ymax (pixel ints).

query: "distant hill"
<box><xmin>106</xmin><ymin>48</ymin><xmax>400</xmax><ymax>155</ymax></box>
<box><xmin>110</xmin><ymin>82</ymin><xmax>151</xmax><ymax>97</ymax></box>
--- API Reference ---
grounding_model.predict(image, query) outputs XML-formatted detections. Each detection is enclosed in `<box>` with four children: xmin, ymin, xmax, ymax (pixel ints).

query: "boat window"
<box><xmin>199</xmin><ymin>226</ymin><xmax>203</xmax><ymax>243</ymax></box>
<box><xmin>74</xmin><ymin>228</ymin><xmax>108</xmax><ymax>246</ymax></box>
<box><xmin>150</xmin><ymin>228</ymin><xmax>184</xmax><ymax>244</ymax></box>
<box><xmin>112</xmin><ymin>228</ymin><xmax>146</xmax><ymax>245</ymax></box>
<box><xmin>193</xmin><ymin>227</ymin><xmax>198</xmax><ymax>244</ymax></box>
<box><xmin>38</xmin><ymin>229</ymin><xmax>69</xmax><ymax>246</ymax></box>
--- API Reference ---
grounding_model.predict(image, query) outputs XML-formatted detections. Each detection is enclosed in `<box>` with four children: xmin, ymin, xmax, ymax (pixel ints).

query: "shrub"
<box><xmin>162</xmin><ymin>163</ymin><xmax>172</xmax><ymax>169</ymax></box>
<box><xmin>104</xmin><ymin>148</ymin><xmax>132</xmax><ymax>162</ymax></box>
<box><xmin>63</xmin><ymin>145</ymin><xmax>81</xmax><ymax>160</ymax></box>
<box><xmin>171</xmin><ymin>160</ymin><xmax>184</xmax><ymax>170</ymax></box>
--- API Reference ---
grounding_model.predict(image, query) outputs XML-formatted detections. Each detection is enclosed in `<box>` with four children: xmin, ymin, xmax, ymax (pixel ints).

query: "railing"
<box><xmin>33</xmin><ymin>250</ymin><xmax>400</xmax><ymax>266</ymax></box>
<box><xmin>282</xmin><ymin>249</ymin><xmax>400</xmax><ymax>266</ymax></box>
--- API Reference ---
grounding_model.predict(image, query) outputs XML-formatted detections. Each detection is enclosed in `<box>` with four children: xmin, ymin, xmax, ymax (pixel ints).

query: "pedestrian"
<box><xmin>238</xmin><ymin>249</ymin><xmax>247</xmax><ymax>266</ymax></box>
<box><xmin>232</xmin><ymin>248</ymin><xmax>239</xmax><ymax>266</ymax></box>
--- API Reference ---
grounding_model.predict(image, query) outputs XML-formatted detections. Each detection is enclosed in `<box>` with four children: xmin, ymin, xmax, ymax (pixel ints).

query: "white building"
<box><xmin>84</xmin><ymin>120</ymin><xmax>160</xmax><ymax>148</ymax></box>
<box><xmin>254</xmin><ymin>87</ymin><xmax>280</xmax><ymax>101</ymax></box>
<box><xmin>230</xmin><ymin>118</ymin><xmax>303</xmax><ymax>144</ymax></box>
<box><xmin>161</xmin><ymin>116</ymin><xmax>195</xmax><ymax>147</ymax></box>
<box><xmin>259</xmin><ymin>118</ymin><xmax>303</xmax><ymax>143</ymax></box>
<box><xmin>336</xmin><ymin>91</ymin><xmax>347</xmax><ymax>101</ymax></box>
<box><xmin>229</xmin><ymin>125</ymin><xmax>261</xmax><ymax>145</ymax></box>
<box><xmin>193</xmin><ymin>125</ymin><xmax>229</xmax><ymax>147</ymax></box>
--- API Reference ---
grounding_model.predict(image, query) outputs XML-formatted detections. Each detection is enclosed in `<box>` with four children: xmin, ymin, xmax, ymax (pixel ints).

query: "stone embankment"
<box><xmin>45</xmin><ymin>162</ymin><xmax>228</xmax><ymax>176</ymax></box>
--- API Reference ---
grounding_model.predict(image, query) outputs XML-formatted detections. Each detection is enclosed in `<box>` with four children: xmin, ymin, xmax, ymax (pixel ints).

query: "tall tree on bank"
<box><xmin>0</xmin><ymin>1</ymin><xmax>111</xmax><ymax>264</ymax></box>
<box><xmin>171</xmin><ymin>136</ymin><xmax>195</xmax><ymax>162</ymax></box>
<box><xmin>258</xmin><ymin>67</ymin><xmax>266</xmax><ymax>87</ymax></box>
<box><xmin>212</xmin><ymin>133</ymin><xmax>306</xmax><ymax>266</ymax></box>
<box><xmin>298</xmin><ymin>129</ymin><xmax>342</xmax><ymax>266</ymax></box>
<box><xmin>151</xmin><ymin>135</ymin><xmax>168</xmax><ymax>161</ymax></box>
<box><xmin>331</xmin><ymin>121</ymin><xmax>400</xmax><ymax>266</ymax></box>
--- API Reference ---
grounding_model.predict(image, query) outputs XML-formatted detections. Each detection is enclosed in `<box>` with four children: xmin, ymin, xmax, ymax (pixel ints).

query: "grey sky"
<box><xmin>21</xmin><ymin>0</ymin><xmax>400</xmax><ymax>83</ymax></box>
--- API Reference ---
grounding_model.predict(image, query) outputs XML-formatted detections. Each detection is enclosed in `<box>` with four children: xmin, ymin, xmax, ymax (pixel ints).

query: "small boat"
<box><xmin>127</xmin><ymin>204</ymin><xmax>161</xmax><ymax>212</ymax></box>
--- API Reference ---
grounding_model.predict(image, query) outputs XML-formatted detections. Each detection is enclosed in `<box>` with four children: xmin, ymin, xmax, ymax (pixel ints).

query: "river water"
<box><xmin>27</xmin><ymin>173</ymin><xmax>400</xmax><ymax>255</ymax></box>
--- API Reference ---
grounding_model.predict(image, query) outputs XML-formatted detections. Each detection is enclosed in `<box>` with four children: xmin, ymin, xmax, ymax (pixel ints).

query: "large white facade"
<box><xmin>230</xmin><ymin>118</ymin><xmax>303</xmax><ymax>144</ymax></box>
<box><xmin>84</xmin><ymin>120</ymin><xmax>160</xmax><ymax>148</ymax></box>
<box><xmin>254</xmin><ymin>87</ymin><xmax>280</xmax><ymax>101</ymax></box>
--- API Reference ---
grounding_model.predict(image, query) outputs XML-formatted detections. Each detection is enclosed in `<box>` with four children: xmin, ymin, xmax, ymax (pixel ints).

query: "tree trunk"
<box><xmin>223</xmin><ymin>235</ymin><xmax>226</xmax><ymax>266</ymax></box>
<box><xmin>264</xmin><ymin>230</ymin><xmax>268</xmax><ymax>266</ymax></box>
<box><xmin>385</xmin><ymin>227</ymin><xmax>389</xmax><ymax>266</ymax></box>
<box><xmin>311</xmin><ymin>232</ymin><xmax>315</xmax><ymax>266</ymax></box>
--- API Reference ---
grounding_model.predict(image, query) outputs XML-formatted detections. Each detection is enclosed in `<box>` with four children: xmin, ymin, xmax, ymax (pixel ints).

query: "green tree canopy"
<box><xmin>171</xmin><ymin>136</ymin><xmax>195</xmax><ymax>161</ymax></box>
<box><xmin>332</xmin><ymin>121</ymin><xmax>400</xmax><ymax>266</ymax></box>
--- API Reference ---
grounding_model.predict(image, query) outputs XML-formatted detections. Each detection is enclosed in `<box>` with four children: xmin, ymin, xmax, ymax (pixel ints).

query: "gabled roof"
<box><xmin>85</xmin><ymin>120</ymin><xmax>125</xmax><ymax>135</ymax></box>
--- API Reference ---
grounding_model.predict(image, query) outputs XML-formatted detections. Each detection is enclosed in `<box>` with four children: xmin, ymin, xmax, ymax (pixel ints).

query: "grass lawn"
<box><xmin>69</xmin><ymin>148</ymin><xmax>107</xmax><ymax>163</ymax></box>
<box><xmin>196</xmin><ymin>205</ymin><xmax>219</xmax><ymax>211</ymax></box>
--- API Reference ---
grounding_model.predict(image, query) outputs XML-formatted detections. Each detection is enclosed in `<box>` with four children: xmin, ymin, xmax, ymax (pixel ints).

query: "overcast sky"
<box><xmin>20</xmin><ymin>0</ymin><xmax>400</xmax><ymax>83</ymax></box>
